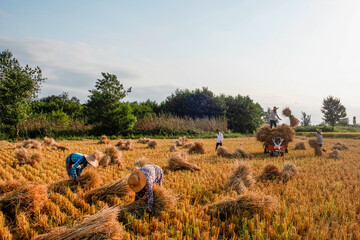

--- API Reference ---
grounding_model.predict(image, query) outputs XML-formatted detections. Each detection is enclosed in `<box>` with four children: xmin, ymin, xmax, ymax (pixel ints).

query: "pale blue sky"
<box><xmin>1</xmin><ymin>0</ymin><xmax>360</xmax><ymax>124</ymax></box>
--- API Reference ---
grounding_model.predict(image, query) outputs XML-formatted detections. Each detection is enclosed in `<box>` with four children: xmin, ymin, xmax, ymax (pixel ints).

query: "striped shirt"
<box><xmin>66</xmin><ymin>153</ymin><xmax>88</xmax><ymax>178</ymax></box>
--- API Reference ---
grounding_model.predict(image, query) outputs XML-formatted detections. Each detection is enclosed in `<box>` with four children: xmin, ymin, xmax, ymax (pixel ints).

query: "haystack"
<box><xmin>209</xmin><ymin>192</ymin><xmax>277</xmax><ymax>218</ymax></box>
<box><xmin>85</xmin><ymin>176</ymin><xmax>131</xmax><ymax>204</ymax></box>
<box><xmin>281</xmin><ymin>163</ymin><xmax>298</xmax><ymax>182</ymax></box>
<box><xmin>308</xmin><ymin>139</ymin><xmax>322</xmax><ymax>156</ymax></box>
<box><xmin>217</xmin><ymin>146</ymin><xmax>232</xmax><ymax>158</ymax></box>
<box><xmin>16</xmin><ymin>139</ymin><xmax>42</xmax><ymax>150</ymax></box>
<box><xmin>188</xmin><ymin>142</ymin><xmax>205</xmax><ymax>154</ymax></box>
<box><xmin>115</xmin><ymin>139</ymin><xmax>125</xmax><ymax>147</ymax></box>
<box><xmin>101</xmin><ymin>145</ymin><xmax>124</xmax><ymax>167</ymax></box>
<box><xmin>294</xmin><ymin>142</ymin><xmax>306</xmax><ymax>150</ymax></box>
<box><xmin>256</xmin><ymin>124</ymin><xmax>295</xmax><ymax>145</ymax></box>
<box><xmin>14</xmin><ymin>148</ymin><xmax>42</xmax><ymax>166</ymax></box>
<box><xmin>49</xmin><ymin>171</ymin><xmax>102</xmax><ymax>194</ymax></box>
<box><xmin>257</xmin><ymin>163</ymin><xmax>281</xmax><ymax>181</ymax></box>
<box><xmin>167</xmin><ymin>152</ymin><xmax>200</xmax><ymax>171</ymax></box>
<box><xmin>183</xmin><ymin>143</ymin><xmax>195</xmax><ymax>149</ymax></box>
<box><xmin>233</xmin><ymin>148</ymin><xmax>253</xmax><ymax>159</ymax></box>
<box><xmin>35</xmin><ymin>206</ymin><xmax>123</xmax><ymax>240</ymax></box>
<box><xmin>43</xmin><ymin>137</ymin><xmax>69</xmax><ymax>150</ymax></box>
<box><xmin>117</xmin><ymin>140</ymin><xmax>133</xmax><ymax>151</ymax></box>
<box><xmin>147</xmin><ymin>140</ymin><xmax>158</xmax><ymax>149</ymax></box>
<box><xmin>119</xmin><ymin>185</ymin><xmax>176</xmax><ymax>217</ymax></box>
<box><xmin>0</xmin><ymin>180</ymin><xmax>23</xmax><ymax>195</ymax></box>
<box><xmin>133</xmin><ymin>157</ymin><xmax>148</xmax><ymax>168</ymax></box>
<box><xmin>328</xmin><ymin>150</ymin><xmax>343</xmax><ymax>159</ymax></box>
<box><xmin>170</xmin><ymin>144</ymin><xmax>178</xmax><ymax>152</ymax></box>
<box><xmin>137</xmin><ymin>138</ymin><xmax>151</xmax><ymax>144</ymax></box>
<box><xmin>282</xmin><ymin>107</ymin><xmax>300</xmax><ymax>127</ymax></box>
<box><xmin>98</xmin><ymin>135</ymin><xmax>111</xmax><ymax>144</ymax></box>
<box><xmin>0</xmin><ymin>184</ymin><xmax>47</xmax><ymax>216</ymax></box>
<box><xmin>332</xmin><ymin>142</ymin><xmax>349</xmax><ymax>150</ymax></box>
<box><xmin>228</xmin><ymin>162</ymin><xmax>255</xmax><ymax>194</ymax></box>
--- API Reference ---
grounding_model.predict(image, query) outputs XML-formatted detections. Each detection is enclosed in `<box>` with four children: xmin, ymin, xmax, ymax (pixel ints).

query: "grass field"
<box><xmin>0</xmin><ymin>136</ymin><xmax>359</xmax><ymax>239</ymax></box>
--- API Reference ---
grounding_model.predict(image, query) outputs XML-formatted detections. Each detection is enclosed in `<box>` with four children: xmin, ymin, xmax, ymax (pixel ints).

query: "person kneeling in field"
<box><xmin>66</xmin><ymin>152</ymin><xmax>100</xmax><ymax>179</ymax></box>
<box><xmin>128</xmin><ymin>164</ymin><xmax>163</xmax><ymax>213</ymax></box>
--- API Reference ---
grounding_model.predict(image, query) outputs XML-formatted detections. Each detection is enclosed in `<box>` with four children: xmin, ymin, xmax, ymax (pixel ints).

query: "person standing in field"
<box><xmin>269</xmin><ymin>106</ymin><xmax>282</xmax><ymax>128</ymax></box>
<box><xmin>315</xmin><ymin>129</ymin><xmax>326</xmax><ymax>151</ymax></box>
<box><xmin>127</xmin><ymin>164</ymin><xmax>163</xmax><ymax>213</ymax></box>
<box><xmin>215</xmin><ymin>128</ymin><xmax>224</xmax><ymax>150</ymax></box>
<box><xmin>66</xmin><ymin>151</ymin><xmax>100</xmax><ymax>179</ymax></box>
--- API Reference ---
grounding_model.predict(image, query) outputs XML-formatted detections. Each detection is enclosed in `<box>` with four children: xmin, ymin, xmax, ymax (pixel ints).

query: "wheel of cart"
<box><xmin>264</xmin><ymin>137</ymin><xmax>288</xmax><ymax>157</ymax></box>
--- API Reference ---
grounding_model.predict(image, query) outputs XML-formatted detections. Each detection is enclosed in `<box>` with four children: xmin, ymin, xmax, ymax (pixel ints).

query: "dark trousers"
<box><xmin>215</xmin><ymin>142</ymin><xmax>222</xmax><ymax>150</ymax></box>
<box><xmin>270</xmin><ymin>120</ymin><xmax>277</xmax><ymax>128</ymax></box>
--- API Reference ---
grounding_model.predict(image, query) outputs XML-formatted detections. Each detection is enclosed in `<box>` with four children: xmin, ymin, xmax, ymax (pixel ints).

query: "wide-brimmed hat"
<box><xmin>85</xmin><ymin>153</ymin><xmax>99</xmax><ymax>168</ymax></box>
<box><xmin>316</xmin><ymin>129</ymin><xmax>322</xmax><ymax>133</ymax></box>
<box><xmin>127</xmin><ymin>169</ymin><xmax>146</xmax><ymax>193</ymax></box>
<box><xmin>273</xmin><ymin>106</ymin><xmax>279</xmax><ymax>110</ymax></box>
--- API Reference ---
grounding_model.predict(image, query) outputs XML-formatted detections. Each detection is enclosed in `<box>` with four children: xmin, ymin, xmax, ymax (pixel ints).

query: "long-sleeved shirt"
<box><xmin>135</xmin><ymin>164</ymin><xmax>163</xmax><ymax>211</ymax></box>
<box><xmin>316</xmin><ymin>132</ymin><xmax>323</xmax><ymax>145</ymax></box>
<box><xmin>216</xmin><ymin>132</ymin><xmax>224</xmax><ymax>143</ymax></box>
<box><xmin>66</xmin><ymin>153</ymin><xmax>88</xmax><ymax>178</ymax></box>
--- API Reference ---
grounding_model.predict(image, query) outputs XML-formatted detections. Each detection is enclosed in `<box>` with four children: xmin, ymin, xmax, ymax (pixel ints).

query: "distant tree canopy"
<box><xmin>159</xmin><ymin>87</ymin><xmax>225</xmax><ymax>119</ymax></box>
<box><xmin>129</xmin><ymin>100</ymin><xmax>157</xmax><ymax>119</ymax></box>
<box><xmin>321</xmin><ymin>96</ymin><xmax>347</xmax><ymax>130</ymax></box>
<box><xmin>0</xmin><ymin>49</ymin><xmax>45</xmax><ymax>136</ymax></box>
<box><xmin>301</xmin><ymin>111</ymin><xmax>311</xmax><ymax>126</ymax></box>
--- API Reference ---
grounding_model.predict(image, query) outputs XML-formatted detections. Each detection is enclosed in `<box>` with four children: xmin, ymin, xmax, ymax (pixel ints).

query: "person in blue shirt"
<box><xmin>65</xmin><ymin>151</ymin><xmax>101</xmax><ymax>178</ymax></box>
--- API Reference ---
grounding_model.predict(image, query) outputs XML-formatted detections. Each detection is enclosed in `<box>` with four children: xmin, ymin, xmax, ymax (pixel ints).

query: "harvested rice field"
<box><xmin>0</xmin><ymin>137</ymin><xmax>359</xmax><ymax>239</ymax></box>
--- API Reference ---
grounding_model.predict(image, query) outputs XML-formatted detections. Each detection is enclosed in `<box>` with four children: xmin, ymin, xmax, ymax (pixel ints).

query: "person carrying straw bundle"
<box><xmin>215</xmin><ymin>129</ymin><xmax>224</xmax><ymax>150</ymax></box>
<box><xmin>66</xmin><ymin>152</ymin><xmax>100</xmax><ymax>179</ymax></box>
<box><xmin>269</xmin><ymin>106</ymin><xmax>282</xmax><ymax>128</ymax></box>
<box><xmin>127</xmin><ymin>164</ymin><xmax>163</xmax><ymax>213</ymax></box>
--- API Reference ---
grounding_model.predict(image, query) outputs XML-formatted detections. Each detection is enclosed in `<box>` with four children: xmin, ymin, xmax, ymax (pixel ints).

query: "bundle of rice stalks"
<box><xmin>98</xmin><ymin>135</ymin><xmax>111</xmax><ymax>144</ymax></box>
<box><xmin>233</xmin><ymin>148</ymin><xmax>254</xmax><ymax>159</ymax></box>
<box><xmin>103</xmin><ymin>145</ymin><xmax>124</xmax><ymax>166</ymax></box>
<box><xmin>188</xmin><ymin>142</ymin><xmax>205</xmax><ymax>154</ymax></box>
<box><xmin>35</xmin><ymin>206</ymin><xmax>123</xmax><ymax>240</ymax></box>
<box><xmin>0</xmin><ymin>180</ymin><xmax>23</xmax><ymax>196</ymax></box>
<box><xmin>49</xmin><ymin>170</ymin><xmax>102</xmax><ymax>194</ymax></box>
<box><xmin>282</xmin><ymin>107</ymin><xmax>300</xmax><ymax>127</ymax></box>
<box><xmin>257</xmin><ymin>163</ymin><xmax>281</xmax><ymax>181</ymax></box>
<box><xmin>0</xmin><ymin>184</ymin><xmax>47</xmax><ymax>216</ymax></box>
<box><xmin>256</xmin><ymin>124</ymin><xmax>295</xmax><ymax>145</ymax></box>
<box><xmin>115</xmin><ymin>139</ymin><xmax>125</xmax><ymax>147</ymax></box>
<box><xmin>99</xmin><ymin>155</ymin><xmax>111</xmax><ymax>167</ymax></box>
<box><xmin>294</xmin><ymin>142</ymin><xmax>306</xmax><ymax>150</ymax></box>
<box><xmin>328</xmin><ymin>150</ymin><xmax>343</xmax><ymax>159</ymax></box>
<box><xmin>281</xmin><ymin>163</ymin><xmax>298</xmax><ymax>182</ymax></box>
<box><xmin>175</xmin><ymin>136</ymin><xmax>188</xmax><ymax>147</ymax></box>
<box><xmin>332</xmin><ymin>142</ymin><xmax>349</xmax><ymax>150</ymax></box>
<box><xmin>16</xmin><ymin>139</ymin><xmax>42</xmax><ymax>150</ymax></box>
<box><xmin>167</xmin><ymin>152</ymin><xmax>200</xmax><ymax>171</ymax></box>
<box><xmin>228</xmin><ymin>162</ymin><xmax>255</xmax><ymax>194</ymax></box>
<box><xmin>117</xmin><ymin>140</ymin><xmax>133</xmax><ymax>151</ymax></box>
<box><xmin>282</xmin><ymin>107</ymin><xmax>292</xmax><ymax>117</ymax></box>
<box><xmin>43</xmin><ymin>137</ymin><xmax>69</xmax><ymax>150</ymax></box>
<box><xmin>308</xmin><ymin>139</ymin><xmax>322</xmax><ymax>156</ymax></box>
<box><xmin>208</xmin><ymin>192</ymin><xmax>277</xmax><ymax>218</ymax></box>
<box><xmin>170</xmin><ymin>144</ymin><xmax>178</xmax><ymax>152</ymax></box>
<box><xmin>14</xmin><ymin>148</ymin><xmax>43</xmax><ymax>166</ymax></box>
<box><xmin>183</xmin><ymin>143</ymin><xmax>195</xmax><ymax>149</ymax></box>
<box><xmin>217</xmin><ymin>146</ymin><xmax>232</xmax><ymax>158</ymax></box>
<box><xmin>137</xmin><ymin>138</ymin><xmax>151</xmax><ymax>144</ymax></box>
<box><xmin>133</xmin><ymin>157</ymin><xmax>148</xmax><ymax>168</ymax></box>
<box><xmin>148</xmin><ymin>140</ymin><xmax>158</xmax><ymax>149</ymax></box>
<box><xmin>85</xmin><ymin>176</ymin><xmax>131</xmax><ymax>204</ymax></box>
<box><xmin>119</xmin><ymin>185</ymin><xmax>176</xmax><ymax>217</ymax></box>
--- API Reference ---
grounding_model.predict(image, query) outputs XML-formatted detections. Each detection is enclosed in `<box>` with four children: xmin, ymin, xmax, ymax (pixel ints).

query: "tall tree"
<box><xmin>86</xmin><ymin>72</ymin><xmax>136</xmax><ymax>135</ymax></box>
<box><xmin>0</xmin><ymin>49</ymin><xmax>45</xmax><ymax>137</ymax></box>
<box><xmin>321</xmin><ymin>96</ymin><xmax>347</xmax><ymax>130</ymax></box>
<box><xmin>300</xmin><ymin>111</ymin><xmax>311</xmax><ymax>126</ymax></box>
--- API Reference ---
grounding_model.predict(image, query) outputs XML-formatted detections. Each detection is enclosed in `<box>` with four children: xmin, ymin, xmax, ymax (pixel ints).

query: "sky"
<box><xmin>1</xmin><ymin>0</ymin><xmax>360</xmax><ymax>124</ymax></box>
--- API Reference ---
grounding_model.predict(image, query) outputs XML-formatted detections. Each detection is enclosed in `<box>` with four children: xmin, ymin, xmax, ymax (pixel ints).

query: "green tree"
<box><xmin>0</xmin><ymin>49</ymin><xmax>45</xmax><ymax>137</ymax></box>
<box><xmin>86</xmin><ymin>72</ymin><xmax>136</xmax><ymax>135</ymax></box>
<box><xmin>321</xmin><ymin>96</ymin><xmax>347</xmax><ymax>130</ymax></box>
<box><xmin>129</xmin><ymin>100</ymin><xmax>157</xmax><ymax>119</ymax></box>
<box><xmin>301</xmin><ymin>111</ymin><xmax>311</xmax><ymax>126</ymax></box>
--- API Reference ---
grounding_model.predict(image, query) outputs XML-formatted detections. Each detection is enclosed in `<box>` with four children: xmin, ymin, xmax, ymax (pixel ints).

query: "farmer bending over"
<box><xmin>66</xmin><ymin>152</ymin><xmax>100</xmax><ymax>179</ymax></box>
<box><xmin>128</xmin><ymin>164</ymin><xmax>163</xmax><ymax>213</ymax></box>
<box><xmin>269</xmin><ymin>106</ymin><xmax>281</xmax><ymax>128</ymax></box>
<box><xmin>215</xmin><ymin>128</ymin><xmax>224</xmax><ymax>150</ymax></box>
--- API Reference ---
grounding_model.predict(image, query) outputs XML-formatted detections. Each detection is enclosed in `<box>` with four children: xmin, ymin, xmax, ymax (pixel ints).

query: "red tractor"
<box><xmin>264</xmin><ymin>137</ymin><xmax>288</xmax><ymax>157</ymax></box>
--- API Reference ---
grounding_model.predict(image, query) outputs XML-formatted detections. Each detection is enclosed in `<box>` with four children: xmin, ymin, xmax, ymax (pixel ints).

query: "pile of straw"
<box><xmin>35</xmin><ymin>206</ymin><xmax>123</xmax><ymax>240</ymax></box>
<box><xmin>0</xmin><ymin>180</ymin><xmax>23</xmax><ymax>196</ymax></box>
<box><xmin>295</xmin><ymin>142</ymin><xmax>306</xmax><ymax>150</ymax></box>
<box><xmin>332</xmin><ymin>142</ymin><xmax>349</xmax><ymax>150</ymax></box>
<box><xmin>257</xmin><ymin>163</ymin><xmax>281</xmax><ymax>181</ymax></box>
<box><xmin>308</xmin><ymin>139</ymin><xmax>322</xmax><ymax>156</ymax></box>
<box><xmin>209</xmin><ymin>192</ymin><xmax>277</xmax><ymax>218</ymax></box>
<box><xmin>49</xmin><ymin>170</ymin><xmax>102</xmax><ymax>194</ymax></box>
<box><xmin>281</xmin><ymin>163</ymin><xmax>298</xmax><ymax>182</ymax></box>
<box><xmin>183</xmin><ymin>143</ymin><xmax>195</xmax><ymax>149</ymax></box>
<box><xmin>43</xmin><ymin>137</ymin><xmax>69</xmax><ymax>150</ymax></box>
<box><xmin>85</xmin><ymin>176</ymin><xmax>131</xmax><ymax>204</ymax></box>
<box><xmin>228</xmin><ymin>162</ymin><xmax>255</xmax><ymax>194</ymax></box>
<box><xmin>137</xmin><ymin>138</ymin><xmax>151</xmax><ymax>144</ymax></box>
<box><xmin>256</xmin><ymin>124</ymin><xmax>295</xmax><ymax>145</ymax></box>
<box><xmin>133</xmin><ymin>157</ymin><xmax>148</xmax><ymax>168</ymax></box>
<box><xmin>98</xmin><ymin>135</ymin><xmax>111</xmax><ymax>144</ymax></box>
<box><xmin>282</xmin><ymin>107</ymin><xmax>300</xmax><ymax>127</ymax></box>
<box><xmin>115</xmin><ymin>139</ymin><xmax>125</xmax><ymax>147</ymax></box>
<box><xmin>328</xmin><ymin>150</ymin><xmax>343</xmax><ymax>159</ymax></box>
<box><xmin>233</xmin><ymin>147</ymin><xmax>254</xmax><ymax>159</ymax></box>
<box><xmin>14</xmin><ymin>148</ymin><xmax>43</xmax><ymax>166</ymax></box>
<box><xmin>188</xmin><ymin>142</ymin><xmax>205</xmax><ymax>154</ymax></box>
<box><xmin>16</xmin><ymin>139</ymin><xmax>42</xmax><ymax>150</ymax></box>
<box><xmin>119</xmin><ymin>185</ymin><xmax>176</xmax><ymax>217</ymax></box>
<box><xmin>167</xmin><ymin>152</ymin><xmax>200</xmax><ymax>171</ymax></box>
<box><xmin>217</xmin><ymin>146</ymin><xmax>233</xmax><ymax>158</ymax></box>
<box><xmin>117</xmin><ymin>140</ymin><xmax>133</xmax><ymax>151</ymax></box>
<box><xmin>170</xmin><ymin>144</ymin><xmax>178</xmax><ymax>152</ymax></box>
<box><xmin>0</xmin><ymin>184</ymin><xmax>47</xmax><ymax>216</ymax></box>
<box><xmin>100</xmin><ymin>146</ymin><xmax>124</xmax><ymax>167</ymax></box>
<box><xmin>148</xmin><ymin>140</ymin><xmax>158</xmax><ymax>149</ymax></box>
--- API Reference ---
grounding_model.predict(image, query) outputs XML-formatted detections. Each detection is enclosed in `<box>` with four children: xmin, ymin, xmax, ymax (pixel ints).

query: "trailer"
<box><xmin>263</xmin><ymin>137</ymin><xmax>288</xmax><ymax>157</ymax></box>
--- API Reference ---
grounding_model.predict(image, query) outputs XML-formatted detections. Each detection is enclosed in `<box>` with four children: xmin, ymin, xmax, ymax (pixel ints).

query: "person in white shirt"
<box><xmin>215</xmin><ymin>129</ymin><xmax>224</xmax><ymax>150</ymax></box>
<box><xmin>269</xmin><ymin>106</ymin><xmax>282</xmax><ymax>128</ymax></box>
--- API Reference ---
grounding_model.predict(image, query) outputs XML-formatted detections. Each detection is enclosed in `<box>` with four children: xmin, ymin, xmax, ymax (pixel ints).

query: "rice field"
<box><xmin>0</xmin><ymin>136</ymin><xmax>359</xmax><ymax>239</ymax></box>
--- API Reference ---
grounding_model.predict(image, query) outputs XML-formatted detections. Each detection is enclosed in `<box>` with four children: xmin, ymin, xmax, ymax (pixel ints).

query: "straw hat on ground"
<box><xmin>127</xmin><ymin>169</ymin><xmax>146</xmax><ymax>192</ymax></box>
<box><xmin>85</xmin><ymin>153</ymin><xmax>100</xmax><ymax>168</ymax></box>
